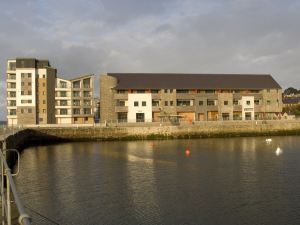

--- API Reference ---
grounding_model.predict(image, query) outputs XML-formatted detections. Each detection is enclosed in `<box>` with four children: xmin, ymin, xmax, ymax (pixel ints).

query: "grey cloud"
<box><xmin>1</xmin><ymin>0</ymin><xmax>300</xmax><ymax>120</ymax></box>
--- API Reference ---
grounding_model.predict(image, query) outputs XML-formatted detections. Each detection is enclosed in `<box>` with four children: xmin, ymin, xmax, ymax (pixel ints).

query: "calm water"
<box><xmin>15</xmin><ymin>137</ymin><xmax>300</xmax><ymax>225</ymax></box>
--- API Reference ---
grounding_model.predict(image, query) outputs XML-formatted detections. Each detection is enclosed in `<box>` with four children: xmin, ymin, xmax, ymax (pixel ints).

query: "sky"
<box><xmin>1</xmin><ymin>0</ymin><xmax>300</xmax><ymax>120</ymax></box>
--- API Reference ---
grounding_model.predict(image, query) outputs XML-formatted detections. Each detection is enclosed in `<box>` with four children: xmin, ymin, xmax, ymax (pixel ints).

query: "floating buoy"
<box><xmin>276</xmin><ymin>147</ymin><xmax>283</xmax><ymax>156</ymax></box>
<box><xmin>185</xmin><ymin>149</ymin><xmax>191</xmax><ymax>156</ymax></box>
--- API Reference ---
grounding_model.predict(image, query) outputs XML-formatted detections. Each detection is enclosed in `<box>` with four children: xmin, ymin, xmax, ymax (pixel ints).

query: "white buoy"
<box><xmin>266</xmin><ymin>138</ymin><xmax>272</xmax><ymax>143</ymax></box>
<box><xmin>276</xmin><ymin>147</ymin><xmax>283</xmax><ymax>156</ymax></box>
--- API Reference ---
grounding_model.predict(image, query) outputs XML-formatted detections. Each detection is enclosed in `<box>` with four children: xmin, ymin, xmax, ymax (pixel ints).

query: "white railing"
<box><xmin>0</xmin><ymin>149</ymin><xmax>31</xmax><ymax>225</ymax></box>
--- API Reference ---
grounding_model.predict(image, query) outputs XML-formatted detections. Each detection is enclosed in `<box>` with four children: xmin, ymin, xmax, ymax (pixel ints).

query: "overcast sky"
<box><xmin>1</xmin><ymin>0</ymin><xmax>300</xmax><ymax>120</ymax></box>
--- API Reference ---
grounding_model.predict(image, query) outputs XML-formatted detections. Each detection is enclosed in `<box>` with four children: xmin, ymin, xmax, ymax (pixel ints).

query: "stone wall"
<box><xmin>24</xmin><ymin>120</ymin><xmax>300</xmax><ymax>141</ymax></box>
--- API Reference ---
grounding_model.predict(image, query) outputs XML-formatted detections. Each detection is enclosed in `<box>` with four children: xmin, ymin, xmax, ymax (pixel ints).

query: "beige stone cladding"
<box><xmin>17</xmin><ymin>107</ymin><xmax>36</xmax><ymax>124</ymax></box>
<box><xmin>218</xmin><ymin>93</ymin><xmax>234</xmax><ymax>120</ymax></box>
<box><xmin>100</xmin><ymin>74</ymin><xmax>118</xmax><ymax>123</ymax></box>
<box><xmin>160</xmin><ymin>89</ymin><xmax>177</xmax><ymax>120</ymax></box>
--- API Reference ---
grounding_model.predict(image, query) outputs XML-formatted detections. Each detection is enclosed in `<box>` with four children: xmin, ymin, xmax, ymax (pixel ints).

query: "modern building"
<box><xmin>55</xmin><ymin>75</ymin><xmax>94</xmax><ymax>124</ymax></box>
<box><xmin>6</xmin><ymin>58</ymin><xmax>94</xmax><ymax>125</ymax></box>
<box><xmin>100</xmin><ymin>73</ymin><xmax>283</xmax><ymax>123</ymax></box>
<box><xmin>6</xmin><ymin>58</ymin><xmax>57</xmax><ymax>125</ymax></box>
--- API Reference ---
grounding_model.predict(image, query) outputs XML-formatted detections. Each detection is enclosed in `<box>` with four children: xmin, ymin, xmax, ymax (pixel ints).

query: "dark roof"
<box><xmin>108</xmin><ymin>73</ymin><xmax>282</xmax><ymax>89</ymax></box>
<box><xmin>283</xmin><ymin>97</ymin><xmax>300</xmax><ymax>104</ymax></box>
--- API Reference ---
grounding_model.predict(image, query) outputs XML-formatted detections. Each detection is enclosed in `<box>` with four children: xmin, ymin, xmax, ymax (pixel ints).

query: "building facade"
<box><xmin>6</xmin><ymin>58</ymin><xmax>57</xmax><ymax>125</ymax></box>
<box><xmin>6</xmin><ymin>58</ymin><xmax>94</xmax><ymax>125</ymax></box>
<box><xmin>100</xmin><ymin>73</ymin><xmax>283</xmax><ymax>123</ymax></box>
<box><xmin>55</xmin><ymin>75</ymin><xmax>94</xmax><ymax>124</ymax></box>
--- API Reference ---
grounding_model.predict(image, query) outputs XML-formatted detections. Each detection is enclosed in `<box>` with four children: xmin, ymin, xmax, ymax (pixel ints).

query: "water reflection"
<box><xmin>15</xmin><ymin>137</ymin><xmax>300</xmax><ymax>225</ymax></box>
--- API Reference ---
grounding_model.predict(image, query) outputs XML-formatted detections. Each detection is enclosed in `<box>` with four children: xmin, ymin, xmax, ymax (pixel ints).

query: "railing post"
<box><xmin>6</xmin><ymin>168</ymin><xmax>11</xmax><ymax>225</ymax></box>
<box><xmin>1</xmin><ymin>150</ymin><xmax>4</xmax><ymax>225</ymax></box>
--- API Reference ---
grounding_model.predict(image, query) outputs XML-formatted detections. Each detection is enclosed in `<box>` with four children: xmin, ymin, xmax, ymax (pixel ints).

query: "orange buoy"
<box><xmin>185</xmin><ymin>149</ymin><xmax>191</xmax><ymax>156</ymax></box>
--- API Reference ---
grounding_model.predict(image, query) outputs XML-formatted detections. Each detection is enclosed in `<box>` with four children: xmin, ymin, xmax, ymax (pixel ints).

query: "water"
<box><xmin>15</xmin><ymin>137</ymin><xmax>300</xmax><ymax>225</ymax></box>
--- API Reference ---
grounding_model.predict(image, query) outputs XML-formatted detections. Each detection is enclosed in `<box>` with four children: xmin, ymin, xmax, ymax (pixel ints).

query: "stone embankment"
<box><xmin>2</xmin><ymin>120</ymin><xmax>300</xmax><ymax>144</ymax></box>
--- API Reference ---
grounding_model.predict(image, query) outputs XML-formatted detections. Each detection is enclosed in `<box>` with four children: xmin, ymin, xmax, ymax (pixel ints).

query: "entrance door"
<box><xmin>136</xmin><ymin>113</ymin><xmax>145</xmax><ymax>122</ymax></box>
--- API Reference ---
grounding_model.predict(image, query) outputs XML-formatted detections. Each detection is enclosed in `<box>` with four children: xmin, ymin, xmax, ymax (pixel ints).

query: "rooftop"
<box><xmin>108</xmin><ymin>73</ymin><xmax>282</xmax><ymax>90</ymax></box>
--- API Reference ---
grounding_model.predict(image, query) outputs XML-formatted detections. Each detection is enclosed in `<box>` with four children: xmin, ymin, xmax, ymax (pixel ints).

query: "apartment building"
<box><xmin>55</xmin><ymin>75</ymin><xmax>94</xmax><ymax>124</ymax></box>
<box><xmin>6</xmin><ymin>58</ymin><xmax>56</xmax><ymax>125</ymax></box>
<box><xmin>100</xmin><ymin>73</ymin><xmax>283</xmax><ymax>123</ymax></box>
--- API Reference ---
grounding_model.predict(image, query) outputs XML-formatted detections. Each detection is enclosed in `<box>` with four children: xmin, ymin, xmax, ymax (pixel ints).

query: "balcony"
<box><xmin>114</xmin><ymin>93</ymin><xmax>128</xmax><ymax>100</ymax></box>
<box><xmin>7</xmin><ymin>75</ymin><xmax>16</xmax><ymax>80</ymax></box>
<box><xmin>176</xmin><ymin>106</ymin><xmax>195</xmax><ymax>112</ymax></box>
<box><xmin>115</xmin><ymin>106</ymin><xmax>128</xmax><ymax>112</ymax></box>
<box><xmin>176</xmin><ymin>93</ymin><xmax>195</xmax><ymax>99</ymax></box>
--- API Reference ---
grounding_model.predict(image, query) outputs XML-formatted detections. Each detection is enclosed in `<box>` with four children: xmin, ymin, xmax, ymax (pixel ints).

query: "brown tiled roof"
<box><xmin>108</xmin><ymin>73</ymin><xmax>282</xmax><ymax>89</ymax></box>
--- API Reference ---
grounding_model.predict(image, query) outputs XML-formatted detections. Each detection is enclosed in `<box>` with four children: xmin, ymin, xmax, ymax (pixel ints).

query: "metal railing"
<box><xmin>0</xmin><ymin>149</ymin><xmax>31</xmax><ymax>225</ymax></box>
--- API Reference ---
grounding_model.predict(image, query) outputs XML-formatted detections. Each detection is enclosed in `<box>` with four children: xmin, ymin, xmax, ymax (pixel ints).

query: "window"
<box><xmin>60</xmin><ymin>100</ymin><xmax>68</xmax><ymax>106</ymax></box>
<box><xmin>170</xmin><ymin>101</ymin><xmax>173</xmax><ymax>106</ymax></box>
<box><xmin>170</xmin><ymin>89</ymin><xmax>173</xmax><ymax>93</ymax></box>
<box><xmin>165</xmin><ymin>101</ymin><xmax>168</xmax><ymax>106</ymax></box>
<box><xmin>267</xmin><ymin>100</ymin><xmax>271</xmax><ymax>105</ymax></box>
<box><xmin>73</xmin><ymin>109</ymin><xmax>80</xmax><ymax>114</ymax></box>
<box><xmin>254</xmin><ymin>99</ymin><xmax>260</xmax><ymax>105</ymax></box>
<box><xmin>39</xmin><ymin>118</ymin><xmax>43</xmax><ymax>122</ymax></box>
<box><xmin>117</xmin><ymin>100</ymin><xmax>125</xmax><ymax>107</ymax></box>
<box><xmin>73</xmin><ymin>81</ymin><xmax>80</xmax><ymax>88</ymax></box>
<box><xmin>118</xmin><ymin>112</ymin><xmax>127</xmax><ymax>122</ymax></box>
<box><xmin>177</xmin><ymin>100</ymin><xmax>191</xmax><ymax>106</ymax></box>
<box><xmin>207</xmin><ymin>100</ymin><xmax>216</xmax><ymax>106</ymax></box>
<box><xmin>28</xmin><ymin>100</ymin><xmax>32</xmax><ymax>103</ymax></box>
<box><xmin>73</xmin><ymin>91</ymin><xmax>80</xmax><ymax>97</ymax></box>
<box><xmin>43</xmin><ymin>109</ymin><xmax>46</xmax><ymax>113</ymax></box>
<box><xmin>152</xmin><ymin>100</ymin><xmax>159</xmax><ymax>106</ymax></box>
<box><xmin>233</xmin><ymin>100</ymin><xmax>239</xmax><ymax>105</ymax></box>
<box><xmin>84</xmin><ymin>117</ymin><xmax>89</xmax><ymax>121</ymax></box>
<box><xmin>28</xmin><ymin>91</ymin><xmax>32</xmax><ymax>95</ymax></box>
<box><xmin>21</xmin><ymin>73</ymin><xmax>25</xmax><ymax>78</ymax></box>
<box><xmin>43</xmin><ymin>100</ymin><xmax>46</xmax><ymax>104</ymax></box>
<box><xmin>60</xmin><ymin>91</ymin><xmax>67</xmax><ymax>97</ymax></box>
<box><xmin>28</xmin><ymin>73</ymin><xmax>32</xmax><ymax>78</ymax></box>
<box><xmin>199</xmin><ymin>101</ymin><xmax>204</xmax><ymax>106</ymax></box>
<box><xmin>151</xmin><ymin>90</ymin><xmax>159</xmax><ymax>93</ymax></box>
<box><xmin>142</xmin><ymin>101</ymin><xmax>146</xmax><ymax>106</ymax></box>
<box><xmin>176</xmin><ymin>89</ymin><xmax>189</xmax><ymax>93</ymax></box>
<box><xmin>246</xmin><ymin>101</ymin><xmax>251</xmax><ymax>105</ymax></box>
<box><xmin>21</xmin><ymin>91</ymin><xmax>24</xmax><ymax>95</ymax></box>
<box><xmin>83</xmin><ymin>91</ymin><xmax>91</xmax><ymax>97</ymax></box>
<box><xmin>84</xmin><ymin>108</ymin><xmax>91</xmax><ymax>114</ymax></box>
<box><xmin>28</xmin><ymin>82</ymin><xmax>32</xmax><ymax>86</ymax></box>
<box><xmin>136</xmin><ymin>90</ymin><xmax>145</xmax><ymax>93</ymax></box>
<box><xmin>73</xmin><ymin>100</ymin><xmax>80</xmax><ymax>106</ymax></box>
<box><xmin>74</xmin><ymin>117</ymin><xmax>78</xmax><ymax>122</ymax></box>
<box><xmin>43</xmin><ymin>75</ymin><xmax>46</xmax><ymax>78</ymax></box>
<box><xmin>117</xmin><ymin>90</ymin><xmax>126</xmax><ymax>94</ymax></box>
<box><xmin>28</xmin><ymin>108</ymin><xmax>32</xmax><ymax>113</ymax></box>
<box><xmin>205</xmin><ymin>90</ymin><xmax>215</xmax><ymax>94</ymax></box>
<box><xmin>164</xmin><ymin>89</ymin><xmax>168</xmax><ymax>93</ymax></box>
<box><xmin>21</xmin><ymin>109</ymin><xmax>24</xmax><ymax>114</ymax></box>
<box><xmin>43</xmin><ymin>83</ymin><xmax>45</xmax><ymax>87</ymax></box>
<box><xmin>224</xmin><ymin>101</ymin><xmax>228</xmax><ymax>106</ymax></box>
<box><xmin>134</xmin><ymin>101</ymin><xmax>139</xmax><ymax>107</ymax></box>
